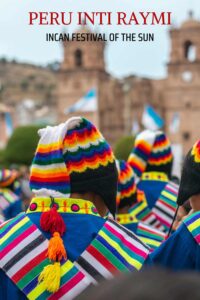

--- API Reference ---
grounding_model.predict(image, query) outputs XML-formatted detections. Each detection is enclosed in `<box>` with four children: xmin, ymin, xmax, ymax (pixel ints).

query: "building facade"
<box><xmin>57</xmin><ymin>17</ymin><xmax>200</xmax><ymax>154</ymax></box>
<box><xmin>1</xmin><ymin>16</ymin><xmax>200</xmax><ymax>155</ymax></box>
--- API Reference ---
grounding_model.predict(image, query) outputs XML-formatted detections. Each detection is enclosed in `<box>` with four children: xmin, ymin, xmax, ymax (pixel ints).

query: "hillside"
<box><xmin>0</xmin><ymin>59</ymin><xmax>57</xmax><ymax>107</ymax></box>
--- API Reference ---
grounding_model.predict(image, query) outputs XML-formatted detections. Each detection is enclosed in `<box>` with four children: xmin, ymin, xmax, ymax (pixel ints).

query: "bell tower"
<box><xmin>168</xmin><ymin>11</ymin><xmax>200</xmax><ymax>81</ymax></box>
<box><xmin>57</xmin><ymin>26</ymin><xmax>106</xmax><ymax>127</ymax></box>
<box><xmin>162</xmin><ymin>13</ymin><xmax>200</xmax><ymax>153</ymax></box>
<box><xmin>61</xmin><ymin>27</ymin><xmax>105</xmax><ymax>72</ymax></box>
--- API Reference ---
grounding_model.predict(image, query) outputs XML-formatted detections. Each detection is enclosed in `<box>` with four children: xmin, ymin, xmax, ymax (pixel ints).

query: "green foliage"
<box><xmin>0</xmin><ymin>149</ymin><xmax>5</xmax><ymax>165</ymax></box>
<box><xmin>4</xmin><ymin>126</ymin><xmax>41</xmax><ymax>165</ymax></box>
<box><xmin>114</xmin><ymin>135</ymin><xmax>135</xmax><ymax>161</ymax></box>
<box><xmin>20</xmin><ymin>80</ymin><xmax>29</xmax><ymax>90</ymax></box>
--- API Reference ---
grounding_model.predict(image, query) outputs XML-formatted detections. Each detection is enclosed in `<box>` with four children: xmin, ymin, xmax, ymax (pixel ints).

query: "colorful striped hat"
<box><xmin>30</xmin><ymin>117</ymin><xmax>118</xmax><ymax>216</ymax></box>
<box><xmin>177</xmin><ymin>140</ymin><xmax>200</xmax><ymax>205</ymax></box>
<box><xmin>116</xmin><ymin>160</ymin><xmax>137</xmax><ymax>209</ymax></box>
<box><xmin>0</xmin><ymin>169</ymin><xmax>18</xmax><ymax>188</ymax></box>
<box><xmin>127</xmin><ymin>130</ymin><xmax>173</xmax><ymax>179</ymax></box>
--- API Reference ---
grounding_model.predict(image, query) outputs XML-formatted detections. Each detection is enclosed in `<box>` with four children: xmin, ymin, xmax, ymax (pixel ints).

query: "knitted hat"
<box><xmin>0</xmin><ymin>169</ymin><xmax>18</xmax><ymax>188</ymax></box>
<box><xmin>177</xmin><ymin>140</ymin><xmax>200</xmax><ymax>205</ymax></box>
<box><xmin>127</xmin><ymin>130</ymin><xmax>173</xmax><ymax>179</ymax></box>
<box><xmin>116</xmin><ymin>160</ymin><xmax>137</xmax><ymax>209</ymax></box>
<box><xmin>30</xmin><ymin>117</ymin><xmax>118</xmax><ymax>216</ymax></box>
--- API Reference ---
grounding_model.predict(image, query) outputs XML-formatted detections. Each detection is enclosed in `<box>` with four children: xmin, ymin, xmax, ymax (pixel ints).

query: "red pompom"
<box><xmin>40</xmin><ymin>207</ymin><xmax>66</xmax><ymax>236</ymax></box>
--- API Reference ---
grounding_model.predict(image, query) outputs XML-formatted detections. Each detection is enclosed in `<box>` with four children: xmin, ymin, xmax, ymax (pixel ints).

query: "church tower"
<box><xmin>57</xmin><ymin>26</ymin><xmax>125</xmax><ymax>144</ymax></box>
<box><xmin>162</xmin><ymin>13</ymin><xmax>200</xmax><ymax>153</ymax></box>
<box><xmin>57</xmin><ymin>27</ymin><xmax>106</xmax><ymax>127</ymax></box>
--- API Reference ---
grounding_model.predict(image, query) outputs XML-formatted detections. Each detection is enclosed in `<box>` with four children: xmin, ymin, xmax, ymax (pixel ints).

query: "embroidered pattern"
<box><xmin>27</xmin><ymin>198</ymin><xmax>100</xmax><ymax>216</ymax></box>
<box><xmin>141</xmin><ymin>172</ymin><xmax>168</xmax><ymax>182</ymax></box>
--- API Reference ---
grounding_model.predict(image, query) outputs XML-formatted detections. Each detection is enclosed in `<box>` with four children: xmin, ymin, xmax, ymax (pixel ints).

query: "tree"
<box><xmin>114</xmin><ymin>135</ymin><xmax>135</xmax><ymax>161</ymax></box>
<box><xmin>4</xmin><ymin>126</ymin><xmax>41</xmax><ymax>165</ymax></box>
<box><xmin>0</xmin><ymin>149</ymin><xmax>5</xmax><ymax>165</ymax></box>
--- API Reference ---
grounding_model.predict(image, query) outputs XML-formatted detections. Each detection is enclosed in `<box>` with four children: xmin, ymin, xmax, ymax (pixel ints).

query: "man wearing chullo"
<box><xmin>127</xmin><ymin>130</ymin><xmax>179</xmax><ymax>233</ymax></box>
<box><xmin>116</xmin><ymin>159</ymin><xmax>166</xmax><ymax>251</ymax></box>
<box><xmin>0</xmin><ymin>169</ymin><xmax>22</xmax><ymax>220</ymax></box>
<box><xmin>146</xmin><ymin>140</ymin><xmax>200</xmax><ymax>270</ymax></box>
<box><xmin>0</xmin><ymin>117</ymin><xmax>150</xmax><ymax>300</ymax></box>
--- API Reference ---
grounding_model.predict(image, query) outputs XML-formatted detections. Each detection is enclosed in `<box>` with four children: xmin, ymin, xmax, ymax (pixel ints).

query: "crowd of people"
<box><xmin>0</xmin><ymin>116</ymin><xmax>200</xmax><ymax>299</ymax></box>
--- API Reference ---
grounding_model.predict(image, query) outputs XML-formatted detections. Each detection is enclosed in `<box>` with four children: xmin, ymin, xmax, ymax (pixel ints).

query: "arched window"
<box><xmin>184</xmin><ymin>41</ymin><xmax>196</xmax><ymax>62</ymax></box>
<box><xmin>75</xmin><ymin>49</ymin><xmax>82</xmax><ymax>67</ymax></box>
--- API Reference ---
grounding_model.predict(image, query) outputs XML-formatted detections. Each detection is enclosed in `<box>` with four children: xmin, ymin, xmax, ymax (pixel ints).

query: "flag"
<box><xmin>169</xmin><ymin>112</ymin><xmax>180</xmax><ymax>134</ymax></box>
<box><xmin>65</xmin><ymin>88</ymin><xmax>97</xmax><ymax>114</ymax></box>
<box><xmin>171</xmin><ymin>144</ymin><xmax>183</xmax><ymax>178</ymax></box>
<box><xmin>142</xmin><ymin>105</ymin><xmax>164</xmax><ymax>131</ymax></box>
<box><xmin>131</xmin><ymin>118</ymin><xmax>140</xmax><ymax>135</ymax></box>
<box><xmin>5</xmin><ymin>112</ymin><xmax>13</xmax><ymax>137</ymax></box>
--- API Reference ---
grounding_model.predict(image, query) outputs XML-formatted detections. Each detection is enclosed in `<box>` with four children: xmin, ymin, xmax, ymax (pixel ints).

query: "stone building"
<box><xmin>57</xmin><ymin>27</ymin><xmax>124</xmax><ymax>144</ymax></box>
<box><xmin>57</xmin><ymin>16</ymin><xmax>200</xmax><ymax>154</ymax></box>
<box><xmin>1</xmin><ymin>15</ymin><xmax>200</xmax><ymax>156</ymax></box>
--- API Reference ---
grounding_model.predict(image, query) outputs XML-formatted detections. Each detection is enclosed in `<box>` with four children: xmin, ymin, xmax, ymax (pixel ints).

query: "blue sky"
<box><xmin>0</xmin><ymin>0</ymin><xmax>199</xmax><ymax>78</ymax></box>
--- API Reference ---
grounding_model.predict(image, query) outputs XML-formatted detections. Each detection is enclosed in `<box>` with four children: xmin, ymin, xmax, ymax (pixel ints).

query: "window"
<box><xmin>183</xmin><ymin>132</ymin><xmax>191</xmax><ymax>141</ymax></box>
<box><xmin>184</xmin><ymin>41</ymin><xmax>196</xmax><ymax>62</ymax></box>
<box><xmin>75</xmin><ymin>49</ymin><xmax>82</xmax><ymax>67</ymax></box>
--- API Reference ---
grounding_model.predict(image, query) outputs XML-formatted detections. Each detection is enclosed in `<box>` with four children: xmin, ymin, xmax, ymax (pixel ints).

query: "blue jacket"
<box><xmin>138</xmin><ymin>179</ymin><xmax>167</xmax><ymax>209</ymax></box>
<box><xmin>146</xmin><ymin>223</ymin><xmax>198</xmax><ymax>270</ymax></box>
<box><xmin>3</xmin><ymin>199</ymin><xmax>22</xmax><ymax>220</ymax></box>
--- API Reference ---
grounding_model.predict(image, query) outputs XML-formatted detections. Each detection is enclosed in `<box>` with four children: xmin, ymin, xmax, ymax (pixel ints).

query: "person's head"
<box><xmin>0</xmin><ymin>169</ymin><xmax>18</xmax><ymax>189</ymax></box>
<box><xmin>29</xmin><ymin>117</ymin><xmax>118</xmax><ymax>217</ymax></box>
<box><xmin>172</xmin><ymin>206</ymin><xmax>187</xmax><ymax>231</ymax></box>
<box><xmin>177</xmin><ymin>140</ymin><xmax>200</xmax><ymax>211</ymax></box>
<box><xmin>116</xmin><ymin>160</ymin><xmax>137</xmax><ymax>214</ymax></box>
<box><xmin>76</xmin><ymin>268</ymin><xmax>200</xmax><ymax>300</ymax></box>
<box><xmin>127</xmin><ymin>130</ymin><xmax>173</xmax><ymax>179</ymax></box>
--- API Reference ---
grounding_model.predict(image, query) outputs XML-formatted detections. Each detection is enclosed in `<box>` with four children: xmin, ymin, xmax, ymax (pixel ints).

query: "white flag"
<box><xmin>169</xmin><ymin>112</ymin><xmax>180</xmax><ymax>134</ymax></box>
<box><xmin>65</xmin><ymin>88</ymin><xmax>97</xmax><ymax>114</ymax></box>
<box><xmin>142</xmin><ymin>105</ymin><xmax>164</xmax><ymax>131</ymax></box>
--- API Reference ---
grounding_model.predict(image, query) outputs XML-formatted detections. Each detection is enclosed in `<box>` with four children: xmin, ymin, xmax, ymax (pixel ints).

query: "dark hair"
<box><xmin>76</xmin><ymin>268</ymin><xmax>200</xmax><ymax>300</ymax></box>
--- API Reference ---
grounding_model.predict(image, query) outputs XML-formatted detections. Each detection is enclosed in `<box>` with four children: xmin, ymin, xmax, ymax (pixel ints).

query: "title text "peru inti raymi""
<box><xmin>28</xmin><ymin>11</ymin><xmax>172</xmax><ymax>26</ymax></box>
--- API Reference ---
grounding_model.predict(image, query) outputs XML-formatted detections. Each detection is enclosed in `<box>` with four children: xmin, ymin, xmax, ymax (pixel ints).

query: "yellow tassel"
<box><xmin>38</xmin><ymin>262</ymin><xmax>61</xmax><ymax>293</ymax></box>
<box><xmin>47</xmin><ymin>232</ymin><xmax>67</xmax><ymax>261</ymax></box>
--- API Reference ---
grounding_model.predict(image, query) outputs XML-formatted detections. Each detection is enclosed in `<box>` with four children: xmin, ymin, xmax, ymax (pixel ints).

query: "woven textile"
<box><xmin>184</xmin><ymin>212</ymin><xmax>200</xmax><ymax>245</ymax></box>
<box><xmin>129</xmin><ymin>190</ymin><xmax>165</xmax><ymax>232</ymax></box>
<box><xmin>0</xmin><ymin>188</ymin><xmax>19</xmax><ymax>210</ymax></box>
<box><xmin>0</xmin><ymin>213</ymin><xmax>92</xmax><ymax>300</ymax></box>
<box><xmin>1</xmin><ymin>213</ymin><xmax>150</xmax><ymax>299</ymax></box>
<box><xmin>76</xmin><ymin>218</ymin><xmax>150</xmax><ymax>282</ymax></box>
<box><xmin>152</xmin><ymin>181</ymin><xmax>178</xmax><ymax>230</ymax></box>
<box><xmin>116</xmin><ymin>214</ymin><xmax>166</xmax><ymax>250</ymax></box>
